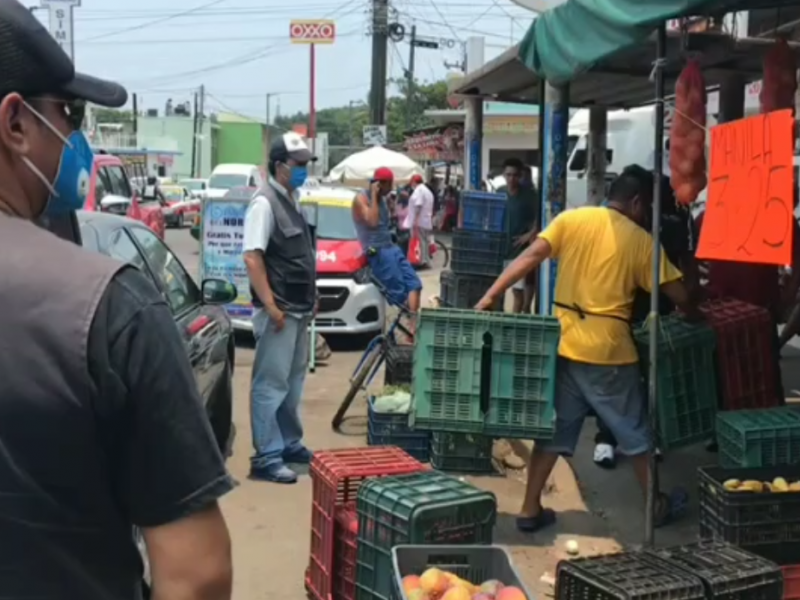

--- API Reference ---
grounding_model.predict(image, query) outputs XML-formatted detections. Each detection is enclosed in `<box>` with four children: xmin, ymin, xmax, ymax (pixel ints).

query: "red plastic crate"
<box><xmin>306</xmin><ymin>447</ymin><xmax>426</xmax><ymax>600</ymax></box>
<box><xmin>699</xmin><ymin>298</ymin><xmax>780</xmax><ymax>411</ymax></box>
<box><xmin>785</xmin><ymin>565</ymin><xmax>800</xmax><ymax>600</ymax></box>
<box><xmin>334</xmin><ymin>508</ymin><xmax>358</xmax><ymax>600</ymax></box>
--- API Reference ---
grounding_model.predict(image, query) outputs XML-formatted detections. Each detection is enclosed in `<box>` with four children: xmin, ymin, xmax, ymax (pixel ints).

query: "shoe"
<box><xmin>516</xmin><ymin>508</ymin><xmax>557</xmax><ymax>533</ymax></box>
<box><xmin>249</xmin><ymin>463</ymin><xmax>298</xmax><ymax>484</ymax></box>
<box><xmin>283</xmin><ymin>446</ymin><xmax>313</xmax><ymax>464</ymax></box>
<box><xmin>593</xmin><ymin>443</ymin><xmax>616</xmax><ymax>469</ymax></box>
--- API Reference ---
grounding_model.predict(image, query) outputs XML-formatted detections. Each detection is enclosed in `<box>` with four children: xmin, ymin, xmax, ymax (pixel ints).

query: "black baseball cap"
<box><xmin>0</xmin><ymin>0</ymin><xmax>127</xmax><ymax>107</ymax></box>
<box><xmin>269</xmin><ymin>132</ymin><xmax>317</xmax><ymax>165</ymax></box>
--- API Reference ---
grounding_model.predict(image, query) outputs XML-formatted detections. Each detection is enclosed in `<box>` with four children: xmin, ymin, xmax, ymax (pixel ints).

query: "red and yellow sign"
<box><xmin>404</xmin><ymin>125</ymin><xmax>463</xmax><ymax>162</ymax></box>
<box><xmin>290</xmin><ymin>20</ymin><xmax>336</xmax><ymax>44</ymax></box>
<box><xmin>697</xmin><ymin>109</ymin><xmax>795</xmax><ymax>266</ymax></box>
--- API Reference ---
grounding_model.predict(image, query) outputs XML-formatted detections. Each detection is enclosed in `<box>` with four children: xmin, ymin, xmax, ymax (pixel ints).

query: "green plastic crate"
<box><xmin>634</xmin><ymin>316</ymin><xmax>717</xmax><ymax>450</ymax></box>
<box><xmin>355</xmin><ymin>471</ymin><xmax>496</xmax><ymax>600</ymax></box>
<box><xmin>430</xmin><ymin>432</ymin><xmax>495</xmax><ymax>474</ymax></box>
<box><xmin>411</xmin><ymin>308</ymin><xmax>559</xmax><ymax>439</ymax></box>
<box><xmin>717</xmin><ymin>408</ymin><xmax>800</xmax><ymax>468</ymax></box>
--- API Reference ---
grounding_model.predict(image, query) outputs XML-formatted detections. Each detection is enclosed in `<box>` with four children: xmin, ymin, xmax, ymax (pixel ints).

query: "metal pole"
<box><xmin>309</xmin><ymin>44</ymin><xmax>317</xmax><ymax>175</ymax></box>
<box><xmin>534</xmin><ymin>78</ymin><xmax>545</xmax><ymax>315</ymax></box>
<box><xmin>406</xmin><ymin>25</ymin><xmax>417</xmax><ymax>131</ymax></box>
<box><xmin>266</xmin><ymin>93</ymin><xmax>272</xmax><ymax>126</ymax></box>
<box><xmin>587</xmin><ymin>107</ymin><xmax>608</xmax><ymax>206</ymax></box>
<box><xmin>132</xmin><ymin>93</ymin><xmax>139</xmax><ymax>138</ymax></box>
<box><xmin>197</xmin><ymin>84</ymin><xmax>205</xmax><ymax>177</ymax></box>
<box><xmin>369</xmin><ymin>0</ymin><xmax>389</xmax><ymax>125</ymax></box>
<box><xmin>191</xmin><ymin>92</ymin><xmax>199</xmax><ymax>178</ymax></box>
<box><xmin>645</xmin><ymin>22</ymin><xmax>667</xmax><ymax>548</ymax></box>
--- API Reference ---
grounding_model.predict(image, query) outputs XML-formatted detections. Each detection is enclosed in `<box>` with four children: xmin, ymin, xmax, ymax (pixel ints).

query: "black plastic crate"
<box><xmin>384</xmin><ymin>345</ymin><xmax>414</xmax><ymax>386</ymax></box>
<box><xmin>698</xmin><ymin>464</ymin><xmax>800</xmax><ymax>564</ymax></box>
<box><xmin>430</xmin><ymin>432</ymin><xmax>495</xmax><ymax>474</ymax></box>
<box><xmin>556</xmin><ymin>551</ymin><xmax>705</xmax><ymax>600</ymax></box>
<box><xmin>367</xmin><ymin>399</ymin><xmax>430</xmax><ymax>462</ymax></box>
<box><xmin>648</xmin><ymin>540</ymin><xmax>782</xmax><ymax>600</ymax></box>
<box><xmin>451</xmin><ymin>230</ymin><xmax>508</xmax><ymax>277</ymax></box>
<box><xmin>391</xmin><ymin>545</ymin><xmax>532</xmax><ymax>600</ymax></box>
<box><xmin>439</xmin><ymin>270</ymin><xmax>495</xmax><ymax>309</ymax></box>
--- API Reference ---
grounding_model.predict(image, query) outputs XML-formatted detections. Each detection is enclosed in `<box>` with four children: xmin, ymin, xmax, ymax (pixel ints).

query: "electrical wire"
<box><xmin>84</xmin><ymin>31</ymin><xmax>361</xmax><ymax>46</ymax></box>
<box><xmin>425</xmin><ymin>0</ymin><xmax>462</xmax><ymax>41</ymax></box>
<box><xmin>79</xmin><ymin>0</ymin><xmax>227</xmax><ymax>42</ymax></box>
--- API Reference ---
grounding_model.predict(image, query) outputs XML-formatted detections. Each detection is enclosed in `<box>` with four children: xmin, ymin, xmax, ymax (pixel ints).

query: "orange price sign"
<box><xmin>696</xmin><ymin>109</ymin><xmax>795</xmax><ymax>266</ymax></box>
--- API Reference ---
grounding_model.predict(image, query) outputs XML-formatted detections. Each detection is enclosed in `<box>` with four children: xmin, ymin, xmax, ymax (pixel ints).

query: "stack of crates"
<box><xmin>384</xmin><ymin>345</ymin><xmax>413</xmax><ymax>387</ymax></box>
<box><xmin>716</xmin><ymin>408</ymin><xmax>800</xmax><ymax>468</ymax></box>
<box><xmin>367</xmin><ymin>397</ymin><xmax>430</xmax><ymax>462</ymax></box>
<box><xmin>306</xmin><ymin>448</ymin><xmax>427</xmax><ymax>600</ymax></box>
<box><xmin>700</xmin><ymin>299</ymin><xmax>781</xmax><ymax>411</ymax></box>
<box><xmin>633</xmin><ymin>315</ymin><xmax>717</xmax><ymax>450</ymax></box>
<box><xmin>412</xmin><ymin>308</ymin><xmax>560</xmax><ymax>440</ymax></box>
<box><xmin>449</xmin><ymin>191</ymin><xmax>508</xmax><ymax>279</ymax></box>
<box><xmin>556</xmin><ymin>541</ymin><xmax>782</xmax><ymax>600</ymax></box>
<box><xmin>355</xmin><ymin>470</ymin><xmax>497</xmax><ymax>600</ymax></box>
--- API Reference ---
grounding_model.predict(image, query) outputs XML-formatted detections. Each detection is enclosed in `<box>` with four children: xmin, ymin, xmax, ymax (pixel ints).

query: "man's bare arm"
<box><xmin>145</xmin><ymin>503</ymin><xmax>232</xmax><ymax>600</ymax></box>
<box><xmin>353</xmin><ymin>188</ymin><xmax>381</xmax><ymax>228</ymax></box>
<box><xmin>479</xmin><ymin>237</ymin><xmax>552</xmax><ymax>305</ymax></box>
<box><xmin>243</xmin><ymin>249</ymin><xmax>274</xmax><ymax>308</ymax></box>
<box><xmin>660</xmin><ymin>279</ymin><xmax>702</xmax><ymax>321</ymax></box>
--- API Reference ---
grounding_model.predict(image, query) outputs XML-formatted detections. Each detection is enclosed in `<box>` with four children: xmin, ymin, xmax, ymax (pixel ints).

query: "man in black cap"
<box><xmin>243</xmin><ymin>131</ymin><xmax>317</xmax><ymax>484</ymax></box>
<box><xmin>0</xmin><ymin>2</ymin><xmax>234</xmax><ymax>599</ymax></box>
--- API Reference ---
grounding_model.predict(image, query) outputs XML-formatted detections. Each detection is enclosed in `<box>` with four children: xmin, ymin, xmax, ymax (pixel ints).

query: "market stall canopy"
<box><xmin>328</xmin><ymin>146</ymin><xmax>424</xmax><ymax>186</ymax></box>
<box><xmin>451</xmin><ymin>0</ymin><xmax>800</xmax><ymax>108</ymax></box>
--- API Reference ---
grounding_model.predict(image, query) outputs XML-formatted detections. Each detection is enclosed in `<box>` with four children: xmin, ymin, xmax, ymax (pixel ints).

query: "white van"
<box><xmin>565</xmin><ymin>106</ymin><xmax>717</xmax><ymax>210</ymax></box>
<box><xmin>207</xmin><ymin>164</ymin><xmax>263</xmax><ymax>199</ymax></box>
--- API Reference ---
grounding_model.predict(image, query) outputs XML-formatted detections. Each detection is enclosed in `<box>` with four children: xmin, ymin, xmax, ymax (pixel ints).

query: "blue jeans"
<box><xmin>250</xmin><ymin>309</ymin><xmax>310</xmax><ymax>469</ymax></box>
<box><xmin>368</xmin><ymin>245</ymin><xmax>422</xmax><ymax>305</ymax></box>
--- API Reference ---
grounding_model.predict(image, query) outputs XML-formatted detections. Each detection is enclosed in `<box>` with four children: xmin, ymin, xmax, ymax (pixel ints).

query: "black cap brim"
<box><xmin>289</xmin><ymin>148</ymin><xmax>317</xmax><ymax>163</ymax></box>
<box><xmin>62</xmin><ymin>72</ymin><xmax>128</xmax><ymax>108</ymax></box>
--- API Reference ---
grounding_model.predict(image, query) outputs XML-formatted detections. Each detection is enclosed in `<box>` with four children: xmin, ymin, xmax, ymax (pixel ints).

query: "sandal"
<box><xmin>654</xmin><ymin>488</ymin><xmax>689</xmax><ymax>528</ymax></box>
<box><xmin>516</xmin><ymin>508</ymin><xmax>557</xmax><ymax>533</ymax></box>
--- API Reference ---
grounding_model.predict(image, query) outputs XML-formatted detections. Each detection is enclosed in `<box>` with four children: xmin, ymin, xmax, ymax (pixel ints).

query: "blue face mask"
<box><xmin>288</xmin><ymin>165</ymin><xmax>308</xmax><ymax>190</ymax></box>
<box><xmin>21</xmin><ymin>102</ymin><xmax>93</xmax><ymax>215</ymax></box>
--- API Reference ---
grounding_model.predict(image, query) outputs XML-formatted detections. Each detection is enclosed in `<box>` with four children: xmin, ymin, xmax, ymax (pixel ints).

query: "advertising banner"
<box><xmin>200</xmin><ymin>197</ymin><xmax>253</xmax><ymax>320</ymax></box>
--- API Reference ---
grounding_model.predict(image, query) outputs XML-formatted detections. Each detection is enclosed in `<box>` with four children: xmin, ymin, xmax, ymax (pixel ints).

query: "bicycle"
<box><xmin>331</xmin><ymin>276</ymin><xmax>415</xmax><ymax>431</ymax></box>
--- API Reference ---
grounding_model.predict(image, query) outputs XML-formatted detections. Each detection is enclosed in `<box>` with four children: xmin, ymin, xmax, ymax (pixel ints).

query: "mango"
<box><xmin>420</xmin><ymin>569</ymin><xmax>450</xmax><ymax>597</ymax></box>
<box><xmin>773</xmin><ymin>477</ymin><xmax>790</xmax><ymax>492</ymax></box>
<box><xmin>723</xmin><ymin>479</ymin><xmax>741</xmax><ymax>491</ymax></box>
<box><xmin>496</xmin><ymin>586</ymin><xmax>527</xmax><ymax>600</ymax></box>
<box><xmin>441</xmin><ymin>586</ymin><xmax>472</xmax><ymax>600</ymax></box>
<box><xmin>789</xmin><ymin>482</ymin><xmax>800</xmax><ymax>492</ymax></box>
<box><xmin>408</xmin><ymin>590</ymin><xmax>431</xmax><ymax>600</ymax></box>
<box><xmin>403</xmin><ymin>575</ymin><xmax>422</xmax><ymax>595</ymax></box>
<box><xmin>472</xmin><ymin>594</ymin><xmax>493</xmax><ymax>600</ymax></box>
<box><xmin>480</xmin><ymin>580</ymin><xmax>505</xmax><ymax>596</ymax></box>
<box><xmin>739</xmin><ymin>480</ymin><xmax>764</xmax><ymax>493</ymax></box>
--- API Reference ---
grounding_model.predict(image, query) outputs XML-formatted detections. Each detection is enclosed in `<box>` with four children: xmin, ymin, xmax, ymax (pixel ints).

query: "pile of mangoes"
<box><xmin>401</xmin><ymin>568</ymin><xmax>527</xmax><ymax>600</ymax></box>
<box><xmin>723</xmin><ymin>477</ymin><xmax>800</xmax><ymax>493</ymax></box>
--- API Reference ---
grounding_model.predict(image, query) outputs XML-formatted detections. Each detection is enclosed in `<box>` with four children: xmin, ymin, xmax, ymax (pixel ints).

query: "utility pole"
<box><xmin>265</xmin><ymin>93</ymin><xmax>275</xmax><ymax>126</ymax></box>
<box><xmin>369</xmin><ymin>0</ymin><xmax>388</xmax><ymax>125</ymax></box>
<box><xmin>405</xmin><ymin>25</ymin><xmax>416</xmax><ymax>131</ymax></box>
<box><xmin>191</xmin><ymin>91</ymin><xmax>199</xmax><ymax>178</ymax></box>
<box><xmin>196</xmin><ymin>85</ymin><xmax>205</xmax><ymax>178</ymax></box>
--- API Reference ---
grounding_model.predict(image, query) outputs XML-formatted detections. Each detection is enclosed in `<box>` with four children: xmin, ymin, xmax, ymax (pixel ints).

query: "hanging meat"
<box><xmin>760</xmin><ymin>38</ymin><xmax>797</xmax><ymax>114</ymax></box>
<box><xmin>669</xmin><ymin>59</ymin><xmax>708</xmax><ymax>206</ymax></box>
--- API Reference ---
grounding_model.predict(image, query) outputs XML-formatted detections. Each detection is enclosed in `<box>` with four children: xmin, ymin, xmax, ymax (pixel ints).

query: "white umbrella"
<box><xmin>329</xmin><ymin>146</ymin><xmax>423</xmax><ymax>186</ymax></box>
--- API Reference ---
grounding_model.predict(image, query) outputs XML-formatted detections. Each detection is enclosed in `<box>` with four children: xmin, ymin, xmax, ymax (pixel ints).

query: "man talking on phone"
<box><xmin>352</xmin><ymin>167</ymin><xmax>422</xmax><ymax>312</ymax></box>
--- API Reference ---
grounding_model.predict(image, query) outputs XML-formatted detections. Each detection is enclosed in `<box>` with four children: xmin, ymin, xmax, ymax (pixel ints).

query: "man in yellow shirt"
<box><xmin>476</xmin><ymin>165</ymin><xmax>697</xmax><ymax>533</ymax></box>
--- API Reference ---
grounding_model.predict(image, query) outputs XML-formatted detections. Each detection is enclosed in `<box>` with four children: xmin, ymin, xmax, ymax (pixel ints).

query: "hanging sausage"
<box><xmin>669</xmin><ymin>59</ymin><xmax>708</xmax><ymax>206</ymax></box>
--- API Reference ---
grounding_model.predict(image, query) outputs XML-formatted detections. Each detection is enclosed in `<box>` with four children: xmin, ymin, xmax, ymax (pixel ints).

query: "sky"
<box><xmin>24</xmin><ymin>0</ymin><xmax>537</xmax><ymax>122</ymax></box>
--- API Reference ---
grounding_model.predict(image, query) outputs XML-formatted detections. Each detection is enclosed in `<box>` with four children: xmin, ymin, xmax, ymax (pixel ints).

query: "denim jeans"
<box><xmin>250</xmin><ymin>309</ymin><xmax>310</xmax><ymax>469</ymax></box>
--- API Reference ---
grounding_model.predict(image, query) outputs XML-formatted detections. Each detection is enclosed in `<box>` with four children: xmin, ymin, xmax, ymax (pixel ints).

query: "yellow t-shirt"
<box><xmin>538</xmin><ymin>207</ymin><xmax>683</xmax><ymax>365</ymax></box>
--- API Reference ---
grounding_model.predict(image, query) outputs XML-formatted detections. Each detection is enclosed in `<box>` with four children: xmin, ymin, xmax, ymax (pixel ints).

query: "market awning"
<box><xmin>450</xmin><ymin>44</ymin><xmax>539</xmax><ymax>104</ymax></box>
<box><xmin>520</xmin><ymin>0</ymin><xmax>800</xmax><ymax>84</ymax></box>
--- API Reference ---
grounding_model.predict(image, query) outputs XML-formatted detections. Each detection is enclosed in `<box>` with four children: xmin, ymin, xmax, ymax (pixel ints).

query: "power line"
<box><xmin>79</xmin><ymin>0</ymin><xmax>227</xmax><ymax>42</ymax></box>
<box><xmin>425</xmin><ymin>0</ymin><xmax>462</xmax><ymax>41</ymax></box>
<box><xmin>84</xmin><ymin>31</ymin><xmax>361</xmax><ymax>46</ymax></box>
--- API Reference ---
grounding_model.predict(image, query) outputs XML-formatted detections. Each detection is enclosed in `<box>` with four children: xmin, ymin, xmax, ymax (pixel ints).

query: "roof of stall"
<box><xmin>451</xmin><ymin>0</ymin><xmax>800</xmax><ymax>108</ymax></box>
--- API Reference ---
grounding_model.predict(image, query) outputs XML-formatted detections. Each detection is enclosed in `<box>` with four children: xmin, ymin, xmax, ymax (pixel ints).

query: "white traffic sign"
<box><xmin>41</xmin><ymin>0</ymin><xmax>80</xmax><ymax>60</ymax></box>
<box><xmin>363</xmin><ymin>125</ymin><xmax>387</xmax><ymax>146</ymax></box>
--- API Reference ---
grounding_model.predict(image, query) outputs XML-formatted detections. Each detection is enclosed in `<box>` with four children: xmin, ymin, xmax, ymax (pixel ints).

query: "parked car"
<box><xmin>179</xmin><ymin>178</ymin><xmax>209</xmax><ymax>200</ymax></box>
<box><xmin>160</xmin><ymin>184</ymin><xmax>200</xmax><ymax>228</ymax></box>
<box><xmin>299</xmin><ymin>186</ymin><xmax>385</xmax><ymax>336</ymax></box>
<box><xmin>206</xmin><ymin>164</ymin><xmax>263</xmax><ymax>200</ymax></box>
<box><xmin>86</xmin><ymin>153</ymin><xmax>166</xmax><ymax>239</ymax></box>
<box><xmin>76</xmin><ymin>209</ymin><xmax>237</xmax><ymax>455</ymax></box>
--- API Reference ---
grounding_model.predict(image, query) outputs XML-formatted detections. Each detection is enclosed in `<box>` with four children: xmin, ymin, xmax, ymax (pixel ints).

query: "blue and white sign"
<box><xmin>201</xmin><ymin>200</ymin><xmax>253</xmax><ymax>319</ymax></box>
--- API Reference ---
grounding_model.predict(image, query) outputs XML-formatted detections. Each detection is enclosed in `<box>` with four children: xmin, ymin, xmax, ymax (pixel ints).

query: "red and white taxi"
<box><xmin>299</xmin><ymin>186</ymin><xmax>385</xmax><ymax>336</ymax></box>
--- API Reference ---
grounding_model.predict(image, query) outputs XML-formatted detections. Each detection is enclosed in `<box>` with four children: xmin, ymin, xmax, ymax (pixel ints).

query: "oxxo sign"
<box><xmin>290</xmin><ymin>20</ymin><xmax>336</xmax><ymax>44</ymax></box>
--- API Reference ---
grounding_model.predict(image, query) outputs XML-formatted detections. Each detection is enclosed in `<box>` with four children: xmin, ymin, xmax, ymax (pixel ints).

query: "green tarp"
<box><xmin>517</xmin><ymin>0</ymin><xmax>761</xmax><ymax>84</ymax></box>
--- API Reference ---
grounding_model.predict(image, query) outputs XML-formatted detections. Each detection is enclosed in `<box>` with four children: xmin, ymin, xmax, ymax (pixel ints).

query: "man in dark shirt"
<box><xmin>499</xmin><ymin>158</ymin><xmax>540</xmax><ymax>313</ymax></box>
<box><xmin>0</xmin><ymin>3</ymin><xmax>233</xmax><ymax>598</ymax></box>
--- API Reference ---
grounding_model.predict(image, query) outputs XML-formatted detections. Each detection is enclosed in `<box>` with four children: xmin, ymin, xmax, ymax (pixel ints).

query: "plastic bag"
<box><xmin>669</xmin><ymin>59</ymin><xmax>708</xmax><ymax>206</ymax></box>
<box><xmin>407</xmin><ymin>232</ymin><xmax>422</xmax><ymax>266</ymax></box>
<box><xmin>760</xmin><ymin>39</ymin><xmax>797</xmax><ymax>114</ymax></box>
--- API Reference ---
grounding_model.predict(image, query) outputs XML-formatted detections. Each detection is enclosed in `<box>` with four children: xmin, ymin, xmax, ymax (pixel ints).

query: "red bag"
<box><xmin>407</xmin><ymin>233</ymin><xmax>422</xmax><ymax>266</ymax></box>
<box><xmin>761</xmin><ymin>39</ymin><xmax>797</xmax><ymax>114</ymax></box>
<box><xmin>669</xmin><ymin>59</ymin><xmax>708</xmax><ymax>206</ymax></box>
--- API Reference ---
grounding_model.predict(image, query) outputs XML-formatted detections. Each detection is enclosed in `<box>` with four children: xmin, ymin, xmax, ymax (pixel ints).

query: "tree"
<box><xmin>93</xmin><ymin>108</ymin><xmax>134</xmax><ymax>124</ymax></box>
<box><xmin>273</xmin><ymin>78</ymin><xmax>451</xmax><ymax>146</ymax></box>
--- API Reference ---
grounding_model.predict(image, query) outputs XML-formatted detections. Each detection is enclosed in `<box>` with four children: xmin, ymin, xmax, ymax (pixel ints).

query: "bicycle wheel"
<box><xmin>331</xmin><ymin>337</ymin><xmax>387</xmax><ymax>431</ymax></box>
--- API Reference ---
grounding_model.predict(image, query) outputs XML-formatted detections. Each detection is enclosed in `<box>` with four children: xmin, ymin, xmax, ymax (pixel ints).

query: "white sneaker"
<box><xmin>593</xmin><ymin>443</ymin><xmax>616</xmax><ymax>469</ymax></box>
